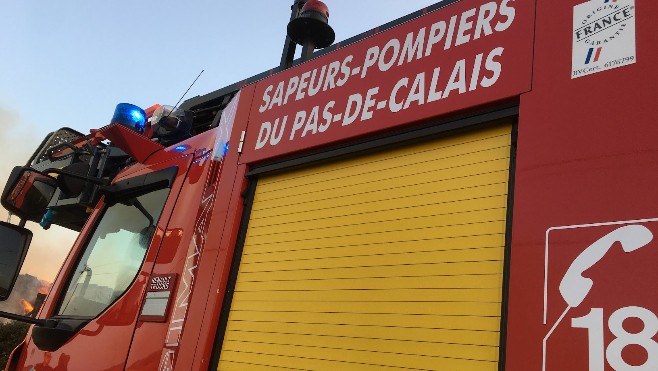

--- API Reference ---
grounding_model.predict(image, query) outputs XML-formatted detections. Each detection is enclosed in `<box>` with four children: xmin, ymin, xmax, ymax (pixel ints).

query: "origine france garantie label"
<box><xmin>572</xmin><ymin>0</ymin><xmax>636</xmax><ymax>79</ymax></box>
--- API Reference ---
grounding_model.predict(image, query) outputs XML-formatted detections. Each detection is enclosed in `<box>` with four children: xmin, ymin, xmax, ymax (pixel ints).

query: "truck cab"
<box><xmin>0</xmin><ymin>89</ymin><xmax>246</xmax><ymax>370</ymax></box>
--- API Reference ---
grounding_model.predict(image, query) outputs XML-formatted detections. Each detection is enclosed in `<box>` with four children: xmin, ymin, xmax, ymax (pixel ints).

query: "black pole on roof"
<box><xmin>280</xmin><ymin>0</ymin><xmax>307</xmax><ymax>69</ymax></box>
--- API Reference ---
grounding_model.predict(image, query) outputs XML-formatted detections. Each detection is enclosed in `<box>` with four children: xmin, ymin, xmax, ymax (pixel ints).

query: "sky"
<box><xmin>0</xmin><ymin>0</ymin><xmax>441</xmax><ymax>285</ymax></box>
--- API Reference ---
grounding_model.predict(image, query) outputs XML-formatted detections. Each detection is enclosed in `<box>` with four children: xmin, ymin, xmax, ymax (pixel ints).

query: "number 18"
<box><xmin>572</xmin><ymin>306</ymin><xmax>658</xmax><ymax>370</ymax></box>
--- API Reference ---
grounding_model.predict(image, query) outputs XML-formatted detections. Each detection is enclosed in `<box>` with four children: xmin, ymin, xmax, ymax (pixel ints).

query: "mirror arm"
<box><xmin>0</xmin><ymin>310</ymin><xmax>57</xmax><ymax>327</ymax></box>
<box><xmin>132</xmin><ymin>199</ymin><xmax>154</xmax><ymax>226</ymax></box>
<box><xmin>43</xmin><ymin>168</ymin><xmax>109</xmax><ymax>186</ymax></box>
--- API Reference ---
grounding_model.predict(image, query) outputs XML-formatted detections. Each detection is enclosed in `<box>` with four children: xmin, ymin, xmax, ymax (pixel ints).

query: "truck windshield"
<box><xmin>57</xmin><ymin>187</ymin><xmax>170</xmax><ymax>317</ymax></box>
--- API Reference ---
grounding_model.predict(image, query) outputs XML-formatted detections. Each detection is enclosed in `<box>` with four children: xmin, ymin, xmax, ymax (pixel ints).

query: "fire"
<box><xmin>20</xmin><ymin>298</ymin><xmax>34</xmax><ymax>315</ymax></box>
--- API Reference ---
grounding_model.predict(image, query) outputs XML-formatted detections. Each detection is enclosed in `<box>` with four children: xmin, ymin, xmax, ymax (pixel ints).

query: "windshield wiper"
<box><xmin>0</xmin><ymin>310</ymin><xmax>58</xmax><ymax>327</ymax></box>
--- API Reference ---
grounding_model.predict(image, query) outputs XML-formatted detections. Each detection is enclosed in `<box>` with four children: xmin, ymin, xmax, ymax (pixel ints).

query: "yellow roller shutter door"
<box><xmin>219</xmin><ymin>124</ymin><xmax>512</xmax><ymax>370</ymax></box>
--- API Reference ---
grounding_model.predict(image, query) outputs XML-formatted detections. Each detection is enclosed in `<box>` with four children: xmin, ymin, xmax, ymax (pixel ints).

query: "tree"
<box><xmin>0</xmin><ymin>321</ymin><xmax>30</xmax><ymax>370</ymax></box>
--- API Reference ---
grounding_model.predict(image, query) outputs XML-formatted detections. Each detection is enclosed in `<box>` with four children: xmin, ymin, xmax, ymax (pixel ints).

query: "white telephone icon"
<box><xmin>559</xmin><ymin>224</ymin><xmax>653</xmax><ymax>308</ymax></box>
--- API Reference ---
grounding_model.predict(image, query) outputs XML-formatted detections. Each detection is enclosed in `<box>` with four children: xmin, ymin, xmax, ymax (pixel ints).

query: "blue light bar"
<box><xmin>111</xmin><ymin>103</ymin><xmax>147</xmax><ymax>133</ymax></box>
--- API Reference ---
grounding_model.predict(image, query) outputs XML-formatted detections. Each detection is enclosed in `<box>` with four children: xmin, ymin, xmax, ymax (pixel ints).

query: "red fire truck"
<box><xmin>0</xmin><ymin>0</ymin><xmax>656</xmax><ymax>369</ymax></box>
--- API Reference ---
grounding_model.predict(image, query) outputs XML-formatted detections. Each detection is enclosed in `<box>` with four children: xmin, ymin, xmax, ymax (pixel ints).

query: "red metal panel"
<box><xmin>174</xmin><ymin>85</ymin><xmax>255</xmax><ymax>370</ymax></box>
<box><xmin>241</xmin><ymin>0</ymin><xmax>534</xmax><ymax>163</ymax></box>
<box><xmin>91</xmin><ymin>123</ymin><xmax>165</xmax><ymax>164</ymax></box>
<box><xmin>506</xmin><ymin>0</ymin><xmax>658</xmax><ymax>370</ymax></box>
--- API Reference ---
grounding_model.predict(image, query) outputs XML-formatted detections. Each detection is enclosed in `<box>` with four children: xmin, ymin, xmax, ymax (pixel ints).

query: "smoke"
<box><xmin>0</xmin><ymin>106</ymin><xmax>37</xmax><ymax>222</ymax></box>
<box><xmin>0</xmin><ymin>274</ymin><xmax>50</xmax><ymax>323</ymax></box>
<box><xmin>0</xmin><ymin>105</ymin><xmax>76</xmax><ymax>285</ymax></box>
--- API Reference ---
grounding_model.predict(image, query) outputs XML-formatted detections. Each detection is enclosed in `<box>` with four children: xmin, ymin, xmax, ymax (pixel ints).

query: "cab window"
<box><xmin>57</xmin><ymin>187</ymin><xmax>169</xmax><ymax>317</ymax></box>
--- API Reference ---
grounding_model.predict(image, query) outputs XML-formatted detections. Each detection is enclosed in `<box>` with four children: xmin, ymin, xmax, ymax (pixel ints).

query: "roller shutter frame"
<box><xmin>219</xmin><ymin>124</ymin><xmax>512</xmax><ymax>370</ymax></box>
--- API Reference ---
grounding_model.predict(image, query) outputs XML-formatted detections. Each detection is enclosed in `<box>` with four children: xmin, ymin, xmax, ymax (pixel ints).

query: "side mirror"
<box><xmin>0</xmin><ymin>221</ymin><xmax>32</xmax><ymax>301</ymax></box>
<box><xmin>1</xmin><ymin>167</ymin><xmax>57</xmax><ymax>222</ymax></box>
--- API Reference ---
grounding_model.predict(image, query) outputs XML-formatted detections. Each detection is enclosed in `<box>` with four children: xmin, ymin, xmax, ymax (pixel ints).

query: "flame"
<box><xmin>20</xmin><ymin>298</ymin><xmax>34</xmax><ymax>314</ymax></box>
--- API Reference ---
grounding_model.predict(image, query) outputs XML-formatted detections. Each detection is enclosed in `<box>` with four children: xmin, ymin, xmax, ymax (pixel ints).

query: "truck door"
<box><xmin>18</xmin><ymin>154</ymin><xmax>192</xmax><ymax>371</ymax></box>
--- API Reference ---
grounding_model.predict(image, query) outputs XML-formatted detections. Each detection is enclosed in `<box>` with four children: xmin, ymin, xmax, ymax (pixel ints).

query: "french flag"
<box><xmin>585</xmin><ymin>47</ymin><xmax>603</xmax><ymax>64</ymax></box>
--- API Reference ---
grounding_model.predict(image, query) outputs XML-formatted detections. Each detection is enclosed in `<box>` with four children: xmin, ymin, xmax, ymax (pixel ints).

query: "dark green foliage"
<box><xmin>0</xmin><ymin>321</ymin><xmax>29</xmax><ymax>370</ymax></box>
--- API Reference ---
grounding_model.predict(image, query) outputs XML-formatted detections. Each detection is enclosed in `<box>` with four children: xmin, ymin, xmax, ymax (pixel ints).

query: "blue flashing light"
<box><xmin>223</xmin><ymin>143</ymin><xmax>230</xmax><ymax>156</ymax></box>
<box><xmin>131</xmin><ymin>110</ymin><xmax>144</xmax><ymax>124</ymax></box>
<box><xmin>173</xmin><ymin>145</ymin><xmax>188</xmax><ymax>152</ymax></box>
<box><xmin>111</xmin><ymin>103</ymin><xmax>147</xmax><ymax>134</ymax></box>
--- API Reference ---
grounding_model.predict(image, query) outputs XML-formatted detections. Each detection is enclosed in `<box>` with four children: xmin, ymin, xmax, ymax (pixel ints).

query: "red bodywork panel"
<box><xmin>505</xmin><ymin>0</ymin><xmax>658</xmax><ymax>370</ymax></box>
<box><xmin>171</xmin><ymin>86</ymin><xmax>255</xmax><ymax>370</ymax></box>
<box><xmin>90</xmin><ymin>124</ymin><xmax>165</xmax><ymax>164</ymax></box>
